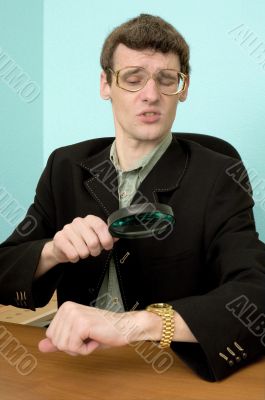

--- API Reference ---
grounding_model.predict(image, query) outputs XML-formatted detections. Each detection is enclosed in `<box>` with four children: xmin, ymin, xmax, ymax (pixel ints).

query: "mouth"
<box><xmin>142</xmin><ymin>112</ymin><xmax>158</xmax><ymax>116</ymax></box>
<box><xmin>138</xmin><ymin>111</ymin><xmax>161</xmax><ymax>123</ymax></box>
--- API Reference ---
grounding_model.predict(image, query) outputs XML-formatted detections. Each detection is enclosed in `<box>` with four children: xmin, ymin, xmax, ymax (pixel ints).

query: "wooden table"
<box><xmin>0</xmin><ymin>322</ymin><xmax>264</xmax><ymax>400</ymax></box>
<box><xmin>0</xmin><ymin>294</ymin><xmax>57</xmax><ymax>326</ymax></box>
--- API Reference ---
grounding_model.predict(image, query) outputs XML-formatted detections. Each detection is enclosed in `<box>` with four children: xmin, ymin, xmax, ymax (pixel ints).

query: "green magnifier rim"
<box><xmin>107</xmin><ymin>202</ymin><xmax>175</xmax><ymax>239</ymax></box>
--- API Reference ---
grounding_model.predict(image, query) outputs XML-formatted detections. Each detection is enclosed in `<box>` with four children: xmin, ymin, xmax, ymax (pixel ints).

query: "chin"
<box><xmin>135</xmin><ymin>129</ymin><xmax>168</xmax><ymax>142</ymax></box>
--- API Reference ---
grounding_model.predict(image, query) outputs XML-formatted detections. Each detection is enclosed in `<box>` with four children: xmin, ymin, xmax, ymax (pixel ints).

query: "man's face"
<box><xmin>100</xmin><ymin>44</ymin><xmax>189</xmax><ymax>144</ymax></box>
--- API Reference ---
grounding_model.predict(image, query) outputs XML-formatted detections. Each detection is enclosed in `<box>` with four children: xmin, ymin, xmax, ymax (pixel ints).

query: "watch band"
<box><xmin>146</xmin><ymin>303</ymin><xmax>175</xmax><ymax>348</ymax></box>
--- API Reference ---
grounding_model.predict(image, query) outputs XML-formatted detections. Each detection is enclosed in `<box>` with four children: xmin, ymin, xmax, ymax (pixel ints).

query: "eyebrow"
<box><xmin>122</xmin><ymin>67</ymin><xmax>144</xmax><ymax>73</ymax></box>
<box><xmin>158</xmin><ymin>70</ymin><xmax>178</xmax><ymax>77</ymax></box>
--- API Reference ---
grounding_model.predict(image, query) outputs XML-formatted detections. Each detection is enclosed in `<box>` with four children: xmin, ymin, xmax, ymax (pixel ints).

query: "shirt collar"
<box><xmin>110</xmin><ymin>132</ymin><xmax>173</xmax><ymax>174</ymax></box>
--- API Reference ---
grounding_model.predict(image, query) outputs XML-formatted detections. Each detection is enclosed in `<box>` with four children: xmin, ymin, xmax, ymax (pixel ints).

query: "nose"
<box><xmin>139</xmin><ymin>77</ymin><xmax>160</xmax><ymax>103</ymax></box>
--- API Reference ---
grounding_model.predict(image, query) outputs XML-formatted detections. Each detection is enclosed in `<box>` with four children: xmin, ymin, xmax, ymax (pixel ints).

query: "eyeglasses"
<box><xmin>109</xmin><ymin>66</ymin><xmax>187</xmax><ymax>96</ymax></box>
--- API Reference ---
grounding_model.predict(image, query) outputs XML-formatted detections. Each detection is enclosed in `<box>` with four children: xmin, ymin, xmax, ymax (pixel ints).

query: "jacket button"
<box><xmin>228</xmin><ymin>360</ymin><xmax>234</xmax><ymax>367</ymax></box>
<box><xmin>88</xmin><ymin>288</ymin><xmax>95</xmax><ymax>294</ymax></box>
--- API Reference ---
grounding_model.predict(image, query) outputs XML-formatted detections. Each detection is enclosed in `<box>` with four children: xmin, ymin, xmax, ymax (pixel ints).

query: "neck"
<box><xmin>115</xmin><ymin>135</ymin><xmax>165</xmax><ymax>171</ymax></box>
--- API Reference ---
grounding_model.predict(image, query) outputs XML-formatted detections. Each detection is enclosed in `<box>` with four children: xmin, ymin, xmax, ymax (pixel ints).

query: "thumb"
<box><xmin>38</xmin><ymin>338</ymin><xmax>58</xmax><ymax>353</ymax></box>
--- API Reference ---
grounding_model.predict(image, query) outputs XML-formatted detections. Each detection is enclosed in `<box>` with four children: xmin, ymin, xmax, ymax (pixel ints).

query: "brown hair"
<box><xmin>100</xmin><ymin>14</ymin><xmax>190</xmax><ymax>84</ymax></box>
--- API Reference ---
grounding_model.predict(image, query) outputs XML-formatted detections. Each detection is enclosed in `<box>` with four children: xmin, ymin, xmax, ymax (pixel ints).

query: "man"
<box><xmin>0</xmin><ymin>14</ymin><xmax>265</xmax><ymax>381</ymax></box>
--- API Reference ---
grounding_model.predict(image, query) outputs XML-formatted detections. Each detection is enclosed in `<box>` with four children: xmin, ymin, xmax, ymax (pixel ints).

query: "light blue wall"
<box><xmin>0</xmin><ymin>0</ymin><xmax>43</xmax><ymax>242</ymax></box>
<box><xmin>44</xmin><ymin>0</ymin><xmax>265</xmax><ymax>241</ymax></box>
<box><xmin>1</xmin><ymin>1</ymin><xmax>264</xmax><ymax>242</ymax></box>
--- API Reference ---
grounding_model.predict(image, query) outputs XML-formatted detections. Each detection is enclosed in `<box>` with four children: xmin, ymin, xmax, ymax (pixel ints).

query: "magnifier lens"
<box><xmin>108</xmin><ymin>203</ymin><xmax>175</xmax><ymax>239</ymax></box>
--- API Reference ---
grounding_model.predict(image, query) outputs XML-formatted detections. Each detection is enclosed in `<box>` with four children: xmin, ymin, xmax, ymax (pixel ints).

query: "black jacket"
<box><xmin>0</xmin><ymin>135</ymin><xmax>265</xmax><ymax>381</ymax></box>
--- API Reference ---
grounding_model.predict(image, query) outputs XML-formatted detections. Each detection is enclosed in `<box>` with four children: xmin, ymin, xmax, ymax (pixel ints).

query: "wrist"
<box><xmin>35</xmin><ymin>241</ymin><xmax>58</xmax><ymax>279</ymax></box>
<box><xmin>42</xmin><ymin>241</ymin><xmax>59</xmax><ymax>267</ymax></box>
<box><xmin>128</xmin><ymin>310</ymin><xmax>163</xmax><ymax>342</ymax></box>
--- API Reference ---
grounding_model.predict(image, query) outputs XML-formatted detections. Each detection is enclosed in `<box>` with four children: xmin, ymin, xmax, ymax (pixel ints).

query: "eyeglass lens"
<box><xmin>118</xmin><ymin>67</ymin><xmax>184</xmax><ymax>94</ymax></box>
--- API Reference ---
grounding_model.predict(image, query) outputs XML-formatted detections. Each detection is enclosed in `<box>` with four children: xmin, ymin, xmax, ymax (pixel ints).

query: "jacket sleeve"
<box><xmin>169</xmin><ymin>159</ymin><xmax>265</xmax><ymax>381</ymax></box>
<box><xmin>0</xmin><ymin>149</ymin><xmax>64</xmax><ymax>310</ymax></box>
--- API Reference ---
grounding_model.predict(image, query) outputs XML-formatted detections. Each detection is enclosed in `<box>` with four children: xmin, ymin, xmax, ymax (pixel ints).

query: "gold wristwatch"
<box><xmin>146</xmin><ymin>303</ymin><xmax>175</xmax><ymax>348</ymax></box>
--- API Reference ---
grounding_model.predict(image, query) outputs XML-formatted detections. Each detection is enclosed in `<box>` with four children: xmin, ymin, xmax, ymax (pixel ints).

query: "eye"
<box><xmin>158</xmin><ymin>75</ymin><xmax>178</xmax><ymax>86</ymax></box>
<box><xmin>119</xmin><ymin>68</ymin><xmax>146</xmax><ymax>87</ymax></box>
<box><xmin>157</xmin><ymin>71</ymin><xmax>179</xmax><ymax>87</ymax></box>
<box><xmin>159</xmin><ymin>78</ymin><xmax>177</xmax><ymax>86</ymax></box>
<box><xmin>126</xmin><ymin>75</ymin><xmax>142</xmax><ymax>84</ymax></box>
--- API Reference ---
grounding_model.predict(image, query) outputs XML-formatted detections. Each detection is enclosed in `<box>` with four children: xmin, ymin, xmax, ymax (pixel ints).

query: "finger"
<box><xmin>38</xmin><ymin>338</ymin><xmax>58</xmax><ymax>353</ymax></box>
<box><xmin>53</xmin><ymin>233</ymin><xmax>80</xmax><ymax>263</ymax></box>
<box><xmin>45</xmin><ymin>305</ymin><xmax>74</xmax><ymax>353</ymax></box>
<box><xmin>63</xmin><ymin>224</ymin><xmax>91</xmax><ymax>259</ymax></box>
<box><xmin>79</xmin><ymin>339</ymin><xmax>101</xmax><ymax>355</ymax></box>
<box><xmin>39</xmin><ymin>337</ymin><xmax>79</xmax><ymax>356</ymax></box>
<box><xmin>86</xmin><ymin>216</ymin><xmax>117</xmax><ymax>251</ymax></box>
<box><xmin>73</xmin><ymin>222</ymin><xmax>102</xmax><ymax>257</ymax></box>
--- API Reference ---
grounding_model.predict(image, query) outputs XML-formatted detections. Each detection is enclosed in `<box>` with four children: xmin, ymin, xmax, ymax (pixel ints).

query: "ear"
<box><xmin>100</xmin><ymin>71</ymin><xmax>111</xmax><ymax>100</ymax></box>
<box><xmin>179</xmin><ymin>75</ymin><xmax>190</xmax><ymax>102</ymax></box>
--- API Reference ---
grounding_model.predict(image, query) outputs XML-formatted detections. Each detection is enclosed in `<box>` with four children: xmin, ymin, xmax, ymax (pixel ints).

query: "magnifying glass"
<box><xmin>107</xmin><ymin>202</ymin><xmax>175</xmax><ymax>239</ymax></box>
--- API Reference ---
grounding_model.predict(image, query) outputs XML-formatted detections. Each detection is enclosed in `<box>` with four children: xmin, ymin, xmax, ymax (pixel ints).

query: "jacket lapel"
<box><xmin>79</xmin><ymin>141</ymin><xmax>119</xmax><ymax>217</ymax></box>
<box><xmin>131</xmin><ymin>136</ymin><xmax>189</xmax><ymax>205</ymax></box>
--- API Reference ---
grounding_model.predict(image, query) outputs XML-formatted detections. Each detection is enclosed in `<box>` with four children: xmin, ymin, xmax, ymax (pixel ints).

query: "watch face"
<box><xmin>152</xmin><ymin>303</ymin><xmax>171</xmax><ymax>309</ymax></box>
<box><xmin>154</xmin><ymin>303</ymin><xmax>165</xmax><ymax>309</ymax></box>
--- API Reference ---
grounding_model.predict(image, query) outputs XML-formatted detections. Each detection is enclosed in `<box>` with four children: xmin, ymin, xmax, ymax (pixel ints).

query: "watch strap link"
<box><xmin>146</xmin><ymin>304</ymin><xmax>175</xmax><ymax>348</ymax></box>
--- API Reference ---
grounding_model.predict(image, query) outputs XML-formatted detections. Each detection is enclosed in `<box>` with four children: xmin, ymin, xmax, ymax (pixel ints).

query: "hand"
<box><xmin>35</xmin><ymin>215</ymin><xmax>119</xmax><ymax>279</ymax></box>
<box><xmin>38</xmin><ymin>301</ymin><xmax>156</xmax><ymax>356</ymax></box>
<box><xmin>51</xmin><ymin>215</ymin><xmax>119</xmax><ymax>264</ymax></box>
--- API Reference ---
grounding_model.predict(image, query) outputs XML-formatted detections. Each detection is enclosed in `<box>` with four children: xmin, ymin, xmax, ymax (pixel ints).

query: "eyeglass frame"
<box><xmin>108</xmin><ymin>66</ymin><xmax>188</xmax><ymax>96</ymax></box>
